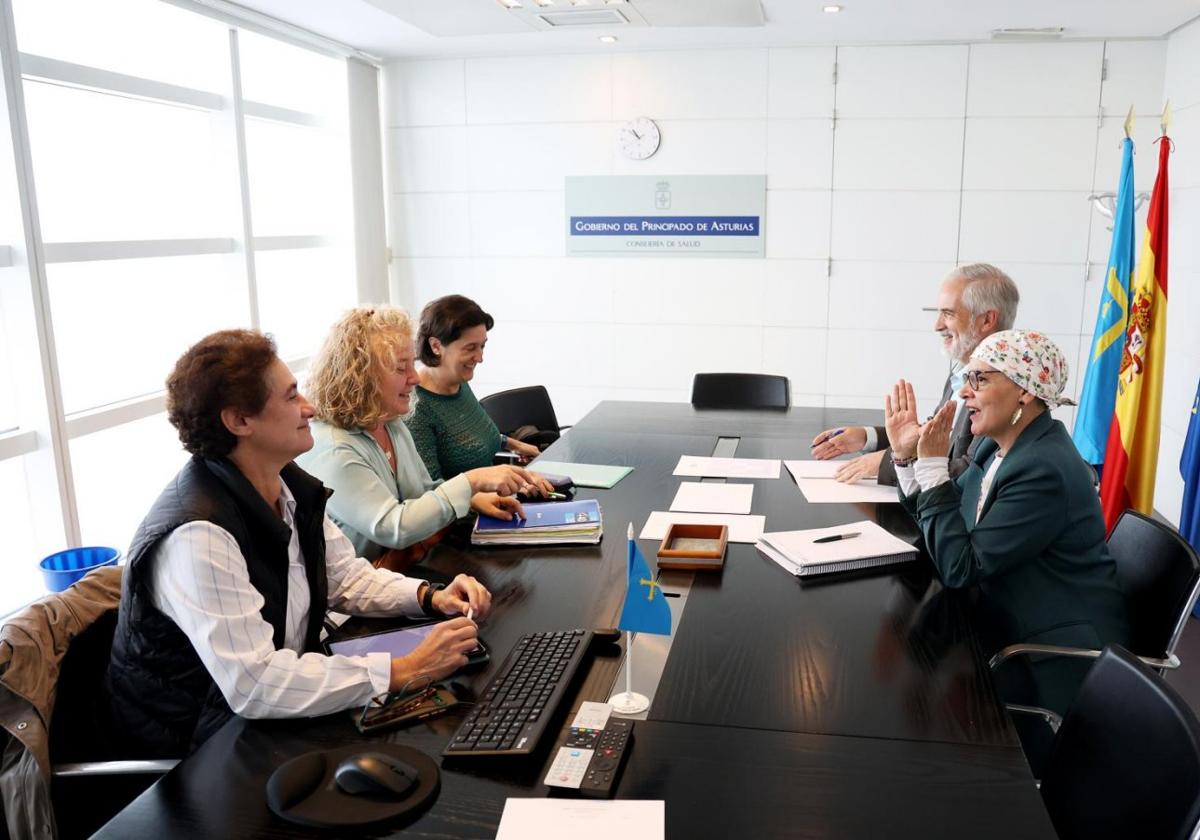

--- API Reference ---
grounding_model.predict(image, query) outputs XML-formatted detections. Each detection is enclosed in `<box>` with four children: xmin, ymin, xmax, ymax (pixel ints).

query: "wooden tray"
<box><xmin>657</xmin><ymin>523</ymin><xmax>728</xmax><ymax>571</ymax></box>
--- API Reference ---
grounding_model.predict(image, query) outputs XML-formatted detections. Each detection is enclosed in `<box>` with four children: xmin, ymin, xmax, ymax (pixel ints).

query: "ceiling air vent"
<box><xmin>537</xmin><ymin>8</ymin><xmax>629</xmax><ymax>26</ymax></box>
<box><xmin>990</xmin><ymin>27</ymin><xmax>1065</xmax><ymax>41</ymax></box>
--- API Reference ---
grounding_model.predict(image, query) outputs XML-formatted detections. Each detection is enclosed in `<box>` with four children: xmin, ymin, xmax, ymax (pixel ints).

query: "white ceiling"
<box><xmin>230</xmin><ymin>0</ymin><xmax>1200</xmax><ymax>60</ymax></box>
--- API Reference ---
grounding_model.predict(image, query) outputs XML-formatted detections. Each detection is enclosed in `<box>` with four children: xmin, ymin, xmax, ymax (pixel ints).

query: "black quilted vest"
<box><xmin>105</xmin><ymin>456</ymin><xmax>330</xmax><ymax>757</ymax></box>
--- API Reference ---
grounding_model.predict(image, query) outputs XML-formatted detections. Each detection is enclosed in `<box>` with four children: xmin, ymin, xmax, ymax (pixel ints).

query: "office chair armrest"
<box><xmin>1004</xmin><ymin>703</ymin><xmax>1062</xmax><ymax>735</ymax></box>
<box><xmin>988</xmin><ymin>643</ymin><xmax>1180</xmax><ymax>671</ymax></box>
<box><xmin>559</xmin><ymin>425</ymin><xmax>572</xmax><ymax>432</ymax></box>
<box><xmin>53</xmin><ymin>759</ymin><xmax>179</xmax><ymax>777</ymax></box>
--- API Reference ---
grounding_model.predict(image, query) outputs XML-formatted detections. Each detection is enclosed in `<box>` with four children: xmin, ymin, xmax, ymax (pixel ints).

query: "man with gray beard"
<box><xmin>811</xmin><ymin>263</ymin><xmax>1020</xmax><ymax>486</ymax></box>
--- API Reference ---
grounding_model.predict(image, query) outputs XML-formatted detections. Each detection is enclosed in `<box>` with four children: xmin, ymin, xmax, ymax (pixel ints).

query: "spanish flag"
<box><xmin>1099</xmin><ymin>135</ymin><xmax>1171</xmax><ymax>530</ymax></box>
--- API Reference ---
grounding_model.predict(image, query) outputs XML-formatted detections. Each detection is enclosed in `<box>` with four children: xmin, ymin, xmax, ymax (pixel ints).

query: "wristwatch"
<box><xmin>421</xmin><ymin>582</ymin><xmax>445</xmax><ymax>616</ymax></box>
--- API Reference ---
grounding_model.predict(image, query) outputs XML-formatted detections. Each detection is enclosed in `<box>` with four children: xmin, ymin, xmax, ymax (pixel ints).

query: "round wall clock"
<box><xmin>617</xmin><ymin>116</ymin><xmax>661</xmax><ymax>160</ymax></box>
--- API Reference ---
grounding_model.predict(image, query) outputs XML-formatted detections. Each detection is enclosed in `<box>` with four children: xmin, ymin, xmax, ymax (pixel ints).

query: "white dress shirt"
<box><xmin>150</xmin><ymin>479</ymin><xmax>425</xmax><ymax>719</ymax></box>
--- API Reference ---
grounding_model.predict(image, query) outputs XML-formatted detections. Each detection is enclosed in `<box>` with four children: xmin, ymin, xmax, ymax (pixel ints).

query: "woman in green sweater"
<box><xmin>406</xmin><ymin>295</ymin><xmax>543</xmax><ymax>481</ymax></box>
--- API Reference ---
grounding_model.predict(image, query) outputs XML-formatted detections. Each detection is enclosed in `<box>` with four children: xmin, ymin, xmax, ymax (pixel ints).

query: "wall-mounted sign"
<box><xmin>566</xmin><ymin>175</ymin><xmax>766</xmax><ymax>258</ymax></box>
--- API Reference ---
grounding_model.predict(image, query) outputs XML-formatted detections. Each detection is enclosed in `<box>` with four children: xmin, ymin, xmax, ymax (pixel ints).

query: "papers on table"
<box><xmin>640</xmin><ymin>511</ymin><xmax>766</xmax><ymax>544</ymax></box>
<box><xmin>530</xmin><ymin>460</ymin><xmax>633</xmax><ymax>489</ymax></box>
<box><xmin>784</xmin><ymin>459</ymin><xmax>900</xmax><ymax>503</ymax></box>
<box><xmin>669</xmin><ymin>481</ymin><xmax>754</xmax><ymax>514</ymax></box>
<box><xmin>673</xmin><ymin>455</ymin><xmax>780</xmax><ymax>479</ymax></box>
<box><xmin>496</xmin><ymin>799</ymin><xmax>664</xmax><ymax>840</ymax></box>
<box><xmin>757</xmin><ymin>519</ymin><xmax>918</xmax><ymax>578</ymax></box>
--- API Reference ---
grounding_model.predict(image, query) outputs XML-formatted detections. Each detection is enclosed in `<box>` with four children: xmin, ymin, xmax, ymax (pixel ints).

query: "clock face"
<box><xmin>617</xmin><ymin>117</ymin><xmax>661</xmax><ymax>160</ymax></box>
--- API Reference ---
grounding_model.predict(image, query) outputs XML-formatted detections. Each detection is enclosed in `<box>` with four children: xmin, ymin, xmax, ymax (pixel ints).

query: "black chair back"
<box><xmin>1040</xmin><ymin>645</ymin><xmax>1200</xmax><ymax>840</ymax></box>
<box><xmin>690</xmin><ymin>373</ymin><xmax>790</xmax><ymax>410</ymax></box>
<box><xmin>479</xmin><ymin>386</ymin><xmax>562</xmax><ymax>449</ymax></box>
<box><xmin>1107</xmin><ymin>510</ymin><xmax>1200</xmax><ymax>660</ymax></box>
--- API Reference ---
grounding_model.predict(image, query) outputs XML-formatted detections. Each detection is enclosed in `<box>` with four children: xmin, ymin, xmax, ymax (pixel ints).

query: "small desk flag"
<box><xmin>617</xmin><ymin>526</ymin><xmax>672</xmax><ymax>636</ymax></box>
<box><xmin>1074</xmin><ymin>136</ymin><xmax>1138</xmax><ymax>465</ymax></box>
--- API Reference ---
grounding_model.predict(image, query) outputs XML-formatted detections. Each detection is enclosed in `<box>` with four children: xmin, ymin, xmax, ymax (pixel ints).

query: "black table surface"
<box><xmin>96</xmin><ymin>401</ymin><xmax>1054</xmax><ymax>839</ymax></box>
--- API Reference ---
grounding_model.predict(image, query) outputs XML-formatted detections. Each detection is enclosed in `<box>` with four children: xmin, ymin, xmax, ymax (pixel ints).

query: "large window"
<box><xmin>0</xmin><ymin>0</ymin><xmax>366</xmax><ymax>615</ymax></box>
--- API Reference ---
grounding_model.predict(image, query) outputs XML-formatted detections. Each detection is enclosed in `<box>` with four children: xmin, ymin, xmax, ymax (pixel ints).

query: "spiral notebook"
<box><xmin>756</xmin><ymin>519</ymin><xmax>917</xmax><ymax>577</ymax></box>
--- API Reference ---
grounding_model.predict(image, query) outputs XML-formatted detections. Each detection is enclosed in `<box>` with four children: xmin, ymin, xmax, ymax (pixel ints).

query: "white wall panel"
<box><xmin>390</xmin><ymin>193</ymin><xmax>470</xmax><ymax>257</ymax></box>
<box><xmin>1170</xmin><ymin>105</ymin><xmax>1200</xmax><ymax>190</ymax></box>
<box><xmin>612</xmin><ymin>49</ymin><xmax>768</xmax><ymax>120</ymax></box>
<box><xmin>467</xmin><ymin>123</ymin><xmax>611</xmax><ymax>192</ymax></box>
<box><xmin>465</xmin><ymin>55</ymin><xmax>612</xmax><ymax>124</ymax></box>
<box><xmin>613</xmin><ymin>120</ymin><xmax>767</xmax><ymax>176</ymax></box>
<box><xmin>824</xmin><ymin>329</ymin><xmax>949</xmax><ymax>407</ymax></box>
<box><xmin>1101</xmin><ymin>40</ymin><xmax>1168</xmax><ymax>117</ymax></box>
<box><xmin>831</xmin><ymin>191</ymin><xmax>959</xmax><ymax>262</ymax></box>
<box><xmin>767</xmin><ymin>120</ymin><xmax>833</xmax><ymax>189</ymax></box>
<box><xmin>469</xmin><ymin>192</ymin><xmax>565</xmax><ymax>257</ymax></box>
<box><xmin>765</xmin><ymin>191</ymin><xmax>831</xmax><ymax>259</ymax></box>
<box><xmin>1165</xmin><ymin>18</ymin><xmax>1200</xmax><ymax>111</ymax></box>
<box><xmin>768</xmin><ymin>48</ymin><xmax>835</xmax><ymax>119</ymax></box>
<box><xmin>1155</xmin><ymin>427</ymin><xmax>1186</xmax><ymax>527</ymax></box>
<box><xmin>389</xmin><ymin>258</ymin><xmax>474</xmax><ymax>312</ymax></box>
<box><xmin>388</xmin><ymin>127</ymin><xmax>467</xmax><ymax>193</ymax></box>
<box><xmin>962</xmin><ymin>117</ymin><xmax>1097</xmax><ymax>191</ymax></box>
<box><xmin>483</xmin><ymin>321</ymin><xmax>616</xmax><ymax>389</ymax></box>
<box><xmin>835</xmin><ymin>46</ymin><xmax>968</xmax><ymax>119</ymax></box>
<box><xmin>472</xmin><ymin>258</ymin><xmax>613</xmax><ymax>325</ymax></box>
<box><xmin>1170</xmin><ymin>188</ymin><xmax>1200</xmax><ymax>268</ymax></box>
<box><xmin>762</xmin><ymin>328</ymin><xmax>828</xmax><ymax>395</ymax></box>
<box><xmin>612</xmin><ymin>324</ymin><xmax>764</xmax><ymax>390</ymax></box>
<box><xmin>762</xmin><ymin>260</ymin><xmax>829</xmax><ymax>328</ymax></box>
<box><xmin>611</xmin><ymin>259</ymin><xmax>765</xmax><ymax>326</ymax></box>
<box><xmin>959</xmin><ymin>191</ymin><xmax>1090</xmax><ymax>264</ymax></box>
<box><xmin>827</xmin><ymin>261</ymin><xmax>955</xmax><ymax>331</ymax></box>
<box><xmin>967</xmin><ymin>43</ymin><xmax>1103</xmax><ymax>118</ymax></box>
<box><xmin>385</xmin><ymin>60</ymin><xmax>466</xmax><ymax>127</ymax></box>
<box><xmin>834</xmin><ymin>118</ymin><xmax>964</xmax><ymax>191</ymax></box>
<box><xmin>1005</xmin><ymin>263</ymin><xmax>1087</xmax><ymax>336</ymax></box>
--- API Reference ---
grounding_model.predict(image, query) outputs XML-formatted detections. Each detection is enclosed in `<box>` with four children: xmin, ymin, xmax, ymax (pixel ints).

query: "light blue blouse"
<box><xmin>297</xmin><ymin>417</ymin><xmax>472</xmax><ymax>562</ymax></box>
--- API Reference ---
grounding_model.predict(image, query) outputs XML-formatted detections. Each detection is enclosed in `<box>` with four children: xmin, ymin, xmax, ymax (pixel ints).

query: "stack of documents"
<box><xmin>530</xmin><ymin>460</ymin><xmax>633</xmax><ymax>489</ymax></box>
<box><xmin>756</xmin><ymin>519</ymin><xmax>917</xmax><ymax>577</ymax></box>
<box><xmin>783</xmin><ymin>460</ymin><xmax>900</xmax><ymax>504</ymax></box>
<box><xmin>472</xmin><ymin>499</ymin><xmax>603</xmax><ymax>546</ymax></box>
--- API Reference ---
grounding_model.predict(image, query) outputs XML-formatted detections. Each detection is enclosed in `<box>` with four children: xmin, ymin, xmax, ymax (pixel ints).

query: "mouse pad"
<box><xmin>266</xmin><ymin>743</ymin><xmax>440</xmax><ymax>829</ymax></box>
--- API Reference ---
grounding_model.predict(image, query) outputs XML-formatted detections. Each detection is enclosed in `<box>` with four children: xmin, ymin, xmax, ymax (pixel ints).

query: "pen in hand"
<box><xmin>813</xmin><ymin>531</ymin><xmax>861</xmax><ymax>544</ymax></box>
<box><xmin>812</xmin><ymin>428</ymin><xmax>845</xmax><ymax>449</ymax></box>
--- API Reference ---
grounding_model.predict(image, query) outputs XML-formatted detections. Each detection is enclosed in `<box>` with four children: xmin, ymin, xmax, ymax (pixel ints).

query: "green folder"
<box><xmin>530</xmin><ymin>460</ymin><xmax>634</xmax><ymax>489</ymax></box>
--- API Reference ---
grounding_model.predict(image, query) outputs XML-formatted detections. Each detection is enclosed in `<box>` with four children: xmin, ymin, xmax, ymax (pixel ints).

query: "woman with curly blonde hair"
<box><xmin>299</xmin><ymin>305</ymin><xmax>549</xmax><ymax>570</ymax></box>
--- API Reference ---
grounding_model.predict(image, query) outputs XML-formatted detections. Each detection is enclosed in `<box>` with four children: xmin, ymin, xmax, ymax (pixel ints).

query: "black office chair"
<box><xmin>690</xmin><ymin>373</ymin><xmax>790</xmax><ymax>410</ymax></box>
<box><xmin>1037</xmin><ymin>645</ymin><xmax>1200</xmax><ymax>840</ymax></box>
<box><xmin>991</xmin><ymin>509</ymin><xmax>1200</xmax><ymax>674</ymax></box>
<box><xmin>479</xmin><ymin>385</ymin><xmax>570</xmax><ymax>451</ymax></box>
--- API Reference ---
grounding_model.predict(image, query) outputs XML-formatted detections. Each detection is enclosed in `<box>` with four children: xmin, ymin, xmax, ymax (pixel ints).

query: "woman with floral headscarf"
<box><xmin>885</xmin><ymin>329</ymin><xmax>1129</xmax><ymax>716</ymax></box>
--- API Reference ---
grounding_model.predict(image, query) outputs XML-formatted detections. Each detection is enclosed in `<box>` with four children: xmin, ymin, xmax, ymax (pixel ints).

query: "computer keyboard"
<box><xmin>443</xmin><ymin>629</ymin><xmax>594</xmax><ymax>757</ymax></box>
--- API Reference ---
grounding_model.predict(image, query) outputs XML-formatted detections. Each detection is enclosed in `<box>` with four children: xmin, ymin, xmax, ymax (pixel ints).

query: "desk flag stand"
<box><xmin>608</xmin><ymin>522</ymin><xmax>672</xmax><ymax>715</ymax></box>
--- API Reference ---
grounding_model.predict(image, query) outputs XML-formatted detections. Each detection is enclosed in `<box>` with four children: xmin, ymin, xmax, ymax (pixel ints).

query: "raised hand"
<box><xmin>883</xmin><ymin>380</ymin><xmax>921</xmax><ymax>461</ymax></box>
<box><xmin>916</xmin><ymin>401</ymin><xmax>956</xmax><ymax>460</ymax></box>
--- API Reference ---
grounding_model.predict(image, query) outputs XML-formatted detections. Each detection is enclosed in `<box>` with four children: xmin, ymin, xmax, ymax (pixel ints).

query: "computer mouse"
<box><xmin>333</xmin><ymin>752</ymin><xmax>419</xmax><ymax>799</ymax></box>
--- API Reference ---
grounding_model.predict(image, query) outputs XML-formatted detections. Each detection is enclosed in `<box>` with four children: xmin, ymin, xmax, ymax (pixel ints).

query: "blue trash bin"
<box><xmin>39</xmin><ymin>546</ymin><xmax>121</xmax><ymax>593</ymax></box>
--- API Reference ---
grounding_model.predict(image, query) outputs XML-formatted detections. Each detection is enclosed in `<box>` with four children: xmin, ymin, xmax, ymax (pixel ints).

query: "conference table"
<box><xmin>96</xmin><ymin>401</ymin><xmax>1056</xmax><ymax>838</ymax></box>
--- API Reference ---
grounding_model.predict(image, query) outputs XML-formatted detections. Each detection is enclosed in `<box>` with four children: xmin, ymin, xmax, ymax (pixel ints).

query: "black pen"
<box><xmin>813</xmin><ymin>531</ymin><xmax>861</xmax><ymax>543</ymax></box>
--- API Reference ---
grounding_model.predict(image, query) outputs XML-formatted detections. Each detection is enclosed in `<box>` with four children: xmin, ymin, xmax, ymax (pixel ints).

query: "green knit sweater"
<box><xmin>404</xmin><ymin>382</ymin><xmax>502</xmax><ymax>481</ymax></box>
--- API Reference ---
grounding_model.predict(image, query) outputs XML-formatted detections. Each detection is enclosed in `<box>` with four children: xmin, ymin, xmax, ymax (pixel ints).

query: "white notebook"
<box><xmin>757</xmin><ymin>519</ymin><xmax>917</xmax><ymax>577</ymax></box>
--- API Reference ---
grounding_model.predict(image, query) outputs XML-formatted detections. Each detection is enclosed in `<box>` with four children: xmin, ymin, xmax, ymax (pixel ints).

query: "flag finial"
<box><xmin>627</xmin><ymin>522</ymin><xmax>634</xmax><ymax>540</ymax></box>
<box><xmin>1124</xmin><ymin>105</ymin><xmax>1135</xmax><ymax>139</ymax></box>
<box><xmin>1162</xmin><ymin>100</ymin><xmax>1172</xmax><ymax>136</ymax></box>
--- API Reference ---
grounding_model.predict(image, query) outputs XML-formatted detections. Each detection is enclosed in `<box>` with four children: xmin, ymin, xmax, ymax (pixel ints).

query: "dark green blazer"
<box><xmin>900</xmin><ymin>410</ymin><xmax>1130</xmax><ymax>660</ymax></box>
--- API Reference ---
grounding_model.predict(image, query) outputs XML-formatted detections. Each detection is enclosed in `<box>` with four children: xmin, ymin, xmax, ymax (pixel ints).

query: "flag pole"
<box><xmin>609</xmin><ymin>523</ymin><xmax>650</xmax><ymax>715</ymax></box>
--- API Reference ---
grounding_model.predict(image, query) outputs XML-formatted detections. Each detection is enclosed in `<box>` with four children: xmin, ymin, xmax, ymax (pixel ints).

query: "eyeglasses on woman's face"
<box><xmin>965</xmin><ymin>369</ymin><xmax>997</xmax><ymax>391</ymax></box>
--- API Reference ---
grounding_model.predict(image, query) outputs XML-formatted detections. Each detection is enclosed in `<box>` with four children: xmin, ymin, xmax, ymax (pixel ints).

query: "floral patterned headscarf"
<box><xmin>969</xmin><ymin>329</ymin><xmax>1076</xmax><ymax>409</ymax></box>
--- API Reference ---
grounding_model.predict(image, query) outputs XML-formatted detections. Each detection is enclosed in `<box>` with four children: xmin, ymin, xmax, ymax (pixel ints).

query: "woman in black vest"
<box><xmin>107</xmin><ymin>329</ymin><xmax>490</xmax><ymax>757</ymax></box>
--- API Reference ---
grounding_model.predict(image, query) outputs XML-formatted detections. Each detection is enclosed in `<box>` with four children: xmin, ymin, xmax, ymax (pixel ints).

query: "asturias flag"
<box><xmin>1099</xmin><ymin>136</ymin><xmax>1171</xmax><ymax>530</ymax></box>
<box><xmin>617</xmin><ymin>526</ymin><xmax>672</xmax><ymax>636</ymax></box>
<box><xmin>1074</xmin><ymin>136</ymin><xmax>1138</xmax><ymax>465</ymax></box>
<box><xmin>1181</xmin><ymin>378</ymin><xmax>1200</xmax><ymax>551</ymax></box>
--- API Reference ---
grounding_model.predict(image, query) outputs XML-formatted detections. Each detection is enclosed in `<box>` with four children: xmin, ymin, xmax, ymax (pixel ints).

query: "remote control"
<box><xmin>544</xmin><ymin>701</ymin><xmax>634</xmax><ymax>798</ymax></box>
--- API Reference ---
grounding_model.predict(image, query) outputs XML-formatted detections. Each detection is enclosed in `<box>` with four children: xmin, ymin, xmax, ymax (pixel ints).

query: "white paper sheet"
<box><xmin>495</xmin><ymin>799</ymin><xmax>664</xmax><ymax>840</ymax></box>
<box><xmin>759</xmin><ymin>520</ymin><xmax>917</xmax><ymax>570</ymax></box>
<box><xmin>669</xmin><ymin>481</ymin><xmax>754</xmax><ymax>514</ymax></box>
<box><xmin>783</xmin><ymin>459</ymin><xmax>847</xmax><ymax>480</ymax></box>
<box><xmin>673</xmin><ymin>455</ymin><xmax>780</xmax><ymax>479</ymax></box>
<box><xmin>640</xmin><ymin>511</ymin><xmax>766</xmax><ymax>544</ymax></box>
<box><xmin>794</xmin><ymin>477</ymin><xmax>900</xmax><ymax>504</ymax></box>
